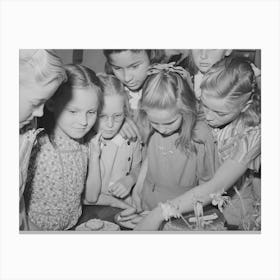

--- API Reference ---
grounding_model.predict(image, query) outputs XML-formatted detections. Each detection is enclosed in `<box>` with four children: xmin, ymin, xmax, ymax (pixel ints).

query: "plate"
<box><xmin>114</xmin><ymin>211</ymin><xmax>150</xmax><ymax>230</ymax></box>
<box><xmin>75</xmin><ymin>218</ymin><xmax>120</xmax><ymax>231</ymax></box>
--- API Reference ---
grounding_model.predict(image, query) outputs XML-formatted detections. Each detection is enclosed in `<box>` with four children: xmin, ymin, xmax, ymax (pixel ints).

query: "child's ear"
<box><xmin>46</xmin><ymin>99</ymin><xmax>55</xmax><ymax>112</ymax></box>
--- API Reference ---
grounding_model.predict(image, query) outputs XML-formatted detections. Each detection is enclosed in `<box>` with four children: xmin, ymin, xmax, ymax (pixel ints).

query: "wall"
<box><xmin>54</xmin><ymin>49</ymin><xmax>106</xmax><ymax>73</ymax></box>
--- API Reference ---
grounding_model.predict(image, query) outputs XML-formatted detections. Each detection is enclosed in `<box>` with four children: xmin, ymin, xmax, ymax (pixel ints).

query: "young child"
<box><xmin>131</xmin><ymin>66</ymin><xmax>217</xmax><ymax>211</ymax></box>
<box><xmin>135</xmin><ymin>57</ymin><xmax>261</xmax><ymax>230</ymax></box>
<box><xmin>85</xmin><ymin>74</ymin><xmax>142</xmax><ymax>209</ymax></box>
<box><xmin>24</xmin><ymin>64</ymin><xmax>103</xmax><ymax>230</ymax></box>
<box><xmin>103</xmin><ymin>50</ymin><xmax>165</xmax><ymax>140</ymax></box>
<box><xmin>19</xmin><ymin>49</ymin><xmax>66</xmax><ymax>230</ymax></box>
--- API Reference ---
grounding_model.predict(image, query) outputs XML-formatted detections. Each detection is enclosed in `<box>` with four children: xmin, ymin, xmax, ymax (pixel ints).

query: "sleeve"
<box><xmin>193</xmin><ymin>121</ymin><xmax>219</xmax><ymax>184</ymax></box>
<box><xmin>231</xmin><ymin>126</ymin><xmax>261</xmax><ymax>172</ymax></box>
<box><xmin>129</xmin><ymin>140</ymin><xmax>143</xmax><ymax>183</ymax></box>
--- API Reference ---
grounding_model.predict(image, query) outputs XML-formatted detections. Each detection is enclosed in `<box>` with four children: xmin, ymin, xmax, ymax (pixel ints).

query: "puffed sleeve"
<box><xmin>193</xmin><ymin>121</ymin><xmax>219</xmax><ymax>184</ymax></box>
<box><xmin>230</xmin><ymin>125</ymin><xmax>261</xmax><ymax>172</ymax></box>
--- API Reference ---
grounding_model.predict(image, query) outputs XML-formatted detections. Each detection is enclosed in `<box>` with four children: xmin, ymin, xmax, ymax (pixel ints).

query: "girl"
<box><xmin>135</xmin><ymin>57</ymin><xmax>261</xmax><ymax>230</ymax></box>
<box><xmin>131</xmin><ymin>66</ymin><xmax>217</xmax><ymax>211</ymax></box>
<box><xmin>24</xmin><ymin>64</ymin><xmax>103</xmax><ymax>231</ymax></box>
<box><xmin>19</xmin><ymin>49</ymin><xmax>66</xmax><ymax>230</ymax></box>
<box><xmin>84</xmin><ymin>74</ymin><xmax>142</xmax><ymax>209</ymax></box>
<box><xmin>103</xmin><ymin>49</ymin><xmax>165</xmax><ymax>140</ymax></box>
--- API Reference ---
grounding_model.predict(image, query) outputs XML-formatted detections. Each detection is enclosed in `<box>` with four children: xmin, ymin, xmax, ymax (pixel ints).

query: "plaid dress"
<box><xmin>212</xmin><ymin>117</ymin><xmax>261</xmax><ymax>227</ymax></box>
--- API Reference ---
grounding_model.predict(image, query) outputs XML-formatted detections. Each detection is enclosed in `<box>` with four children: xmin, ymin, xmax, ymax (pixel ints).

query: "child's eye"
<box><xmin>131</xmin><ymin>64</ymin><xmax>139</xmax><ymax>69</ymax></box>
<box><xmin>88</xmin><ymin>111</ymin><xmax>96</xmax><ymax>115</ymax></box>
<box><xmin>112</xmin><ymin>66</ymin><xmax>121</xmax><ymax>71</ymax></box>
<box><xmin>68</xmin><ymin>110</ymin><xmax>77</xmax><ymax>114</ymax></box>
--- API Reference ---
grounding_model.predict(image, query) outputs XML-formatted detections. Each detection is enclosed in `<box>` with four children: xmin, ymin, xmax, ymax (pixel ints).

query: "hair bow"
<box><xmin>147</xmin><ymin>62</ymin><xmax>193</xmax><ymax>88</ymax></box>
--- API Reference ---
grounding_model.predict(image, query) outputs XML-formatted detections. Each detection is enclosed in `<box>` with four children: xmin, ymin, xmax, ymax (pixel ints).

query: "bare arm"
<box><xmin>84</xmin><ymin>133</ymin><xmax>102</xmax><ymax>203</ymax></box>
<box><xmin>135</xmin><ymin>159</ymin><xmax>248</xmax><ymax>230</ymax></box>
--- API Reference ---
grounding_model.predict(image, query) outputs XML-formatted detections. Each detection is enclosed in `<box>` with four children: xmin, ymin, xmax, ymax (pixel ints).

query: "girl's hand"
<box><xmin>89</xmin><ymin>132</ymin><xmax>102</xmax><ymax>158</ymax></box>
<box><xmin>131</xmin><ymin>192</ymin><xmax>143</xmax><ymax>212</ymax></box>
<box><xmin>134</xmin><ymin>206</ymin><xmax>163</xmax><ymax>231</ymax></box>
<box><xmin>119</xmin><ymin>118</ymin><xmax>141</xmax><ymax>142</ymax></box>
<box><xmin>109</xmin><ymin>176</ymin><xmax>134</xmax><ymax>199</ymax></box>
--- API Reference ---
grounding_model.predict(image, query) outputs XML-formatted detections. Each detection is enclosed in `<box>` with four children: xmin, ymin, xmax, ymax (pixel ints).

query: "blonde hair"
<box><xmin>140</xmin><ymin>69</ymin><xmax>197</xmax><ymax>153</ymax></box>
<box><xmin>19</xmin><ymin>49</ymin><xmax>66</xmax><ymax>85</ymax></box>
<box><xmin>97</xmin><ymin>73</ymin><xmax>131</xmax><ymax>118</ymax></box>
<box><xmin>201</xmin><ymin>57</ymin><xmax>261</xmax><ymax>127</ymax></box>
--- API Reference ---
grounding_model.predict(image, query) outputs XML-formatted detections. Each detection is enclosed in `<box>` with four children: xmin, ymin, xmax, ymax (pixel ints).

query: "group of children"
<box><xmin>19</xmin><ymin>49</ymin><xmax>261</xmax><ymax>231</ymax></box>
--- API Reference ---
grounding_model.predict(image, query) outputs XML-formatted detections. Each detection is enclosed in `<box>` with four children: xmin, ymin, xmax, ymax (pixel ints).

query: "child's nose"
<box><xmin>79</xmin><ymin>114</ymin><xmax>88</xmax><ymax>125</ymax></box>
<box><xmin>123</xmin><ymin>69</ymin><xmax>133</xmax><ymax>83</ymax></box>
<box><xmin>33</xmin><ymin>104</ymin><xmax>44</xmax><ymax>118</ymax></box>
<box><xmin>200</xmin><ymin>50</ymin><xmax>208</xmax><ymax>59</ymax></box>
<box><xmin>107</xmin><ymin>117</ymin><xmax>114</xmax><ymax>128</ymax></box>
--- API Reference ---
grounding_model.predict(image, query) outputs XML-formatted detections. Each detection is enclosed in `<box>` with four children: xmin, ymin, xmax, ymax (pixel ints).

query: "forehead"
<box><xmin>201</xmin><ymin>92</ymin><xmax>233</xmax><ymax>113</ymax></box>
<box><xmin>62</xmin><ymin>87</ymin><xmax>98</xmax><ymax>108</ymax></box>
<box><xmin>146</xmin><ymin>107</ymin><xmax>179</xmax><ymax>123</ymax></box>
<box><xmin>102</xmin><ymin>95</ymin><xmax>124</xmax><ymax>113</ymax></box>
<box><xmin>109</xmin><ymin>50</ymin><xmax>149</xmax><ymax>67</ymax></box>
<box><xmin>191</xmin><ymin>49</ymin><xmax>226</xmax><ymax>58</ymax></box>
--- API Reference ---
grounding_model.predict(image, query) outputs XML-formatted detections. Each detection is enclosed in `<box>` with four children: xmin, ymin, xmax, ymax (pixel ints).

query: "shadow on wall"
<box><xmin>55</xmin><ymin>49</ymin><xmax>106</xmax><ymax>74</ymax></box>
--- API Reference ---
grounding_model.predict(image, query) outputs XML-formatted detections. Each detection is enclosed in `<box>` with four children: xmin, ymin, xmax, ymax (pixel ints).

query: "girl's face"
<box><xmin>201</xmin><ymin>92</ymin><xmax>241</xmax><ymax>128</ymax></box>
<box><xmin>53</xmin><ymin>87</ymin><xmax>99</xmax><ymax>140</ymax></box>
<box><xmin>145</xmin><ymin>107</ymin><xmax>182</xmax><ymax>136</ymax></box>
<box><xmin>191</xmin><ymin>49</ymin><xmax>231</xmax><ymax>74</ymax></box>
<box><xmin>109</xmin><ymin>50</ymin><xmax>150</xmax><ymax>92</ymax></box>
<box><xmin>19</xmin><ymin>67</ymin><xmax>62</xmax><ymax>129</ymax></box>
<box><xmin>98</xmin><ymin>95</ymin><xmax>125</xmax><ymax>140</ymax></box>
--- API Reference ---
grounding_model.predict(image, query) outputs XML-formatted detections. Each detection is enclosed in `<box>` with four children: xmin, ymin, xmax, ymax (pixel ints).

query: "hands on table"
<box><xmin>117</xmin><ymin>207</ymin><xmax>163</xmax><ymax>230</ymax></box>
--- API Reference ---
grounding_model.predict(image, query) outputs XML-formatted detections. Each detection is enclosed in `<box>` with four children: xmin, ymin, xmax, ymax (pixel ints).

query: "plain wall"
<box><xmin>55</xmin><ymin>49</ymin><xmax>106</xmax><ymax>73</ymax></box>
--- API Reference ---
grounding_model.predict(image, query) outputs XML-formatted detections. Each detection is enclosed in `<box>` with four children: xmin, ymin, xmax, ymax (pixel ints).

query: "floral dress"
<box><xmin>25</xmin><ymin>131</ymin><xmax>88</xmax><ymax>230</ymax></box>
<box><xmin>212</xmin><ymin>117</ymin><xmax>261</xmax><ymax>228</ymax></box>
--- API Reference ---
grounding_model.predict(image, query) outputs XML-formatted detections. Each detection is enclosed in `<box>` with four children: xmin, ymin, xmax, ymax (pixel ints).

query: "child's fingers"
<box><xmin>120</xmin><ymin>122</ymin><xmax>138</xmax><ymax>140</ymax></box>
<box><xmin>125</xmin><ymin>118</ymin><xmax>141</xmax><ymax>141</ymax></box>
<box><xmin>120</xmin><ymin>207</ymin><xmax>137</xmax><ymax>217</ymax></box>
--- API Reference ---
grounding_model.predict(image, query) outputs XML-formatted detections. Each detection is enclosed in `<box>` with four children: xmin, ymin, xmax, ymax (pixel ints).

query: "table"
<box><xmin>71</xmin><ymin>205</ymin><xmax>131</xmax><ymax>231</ymax></box>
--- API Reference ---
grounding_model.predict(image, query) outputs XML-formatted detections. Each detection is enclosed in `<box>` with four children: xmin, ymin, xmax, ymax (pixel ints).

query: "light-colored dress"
<box><xmin>141</xmin><ymin>121</ymin><xmax>218</xmax><ymax>210</ymax></box>
<box><xmin>25</xmin><ymin>131</ymin><xmax>88</xmax><ymax>230</ymax></box>
<box><xmin>19</xmin><ymin>128</ymin><xmax>43</xmax><ymax>230</ymax></box>
<box><xmin>99</xmin><ymin>134</ymin><xmax>142</xmax><ymax>196</ymax></box>
<box><xmin>212</xmin><ymin>117</ymin><xmax>261</xmax><ymax>227</ymax></box>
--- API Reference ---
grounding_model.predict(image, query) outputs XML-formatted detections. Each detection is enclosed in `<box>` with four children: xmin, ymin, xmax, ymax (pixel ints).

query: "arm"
<box><xmin>84</xmin><ymin>133</ymin><xmax>102</xmax><ymax>203</ymax></box>
<box><xmin>119</xmin><ymin>118</ymin><xmax>142</xmax><ymax>142</ymax></box>
<box><xmin>135</xmin><ymin>159</ymin><xmax>248</xmax><ymax>230</ymax></box>
<box><xmin>91</xmin><ymin>192</ymin><xmax>132</xmax><ymax>209</ymax></box>
<box><xmin>109</xmin><ymin>140</ymin><xmax>142</xmax><ymax>198</ymax></box>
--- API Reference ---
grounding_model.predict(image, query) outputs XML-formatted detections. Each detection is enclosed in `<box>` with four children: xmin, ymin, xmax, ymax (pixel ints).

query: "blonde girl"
<box><xmin>85</xmin><ymin>74</ymin><xmax>142</xmax><ymax>210</ymax></box>
<box><xmin>132</xmin><ymin>67</ymin><xmax>217</xmax><ymax>211</ymax></box>
<box><xmin>19</xmin><ymin>49</ymin><xmax>66</xmax><ymax>230</ymax></box>
<box><xmin>135</xmin><ymin>57</ymin><xmax>261</xmax><ymax>230</ymax></box>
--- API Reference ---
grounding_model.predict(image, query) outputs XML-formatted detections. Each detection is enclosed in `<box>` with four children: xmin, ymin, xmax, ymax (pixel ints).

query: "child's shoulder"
<box><xmin>192</xmin><ymin>120</ymin><xmax>213</xmax><ymax>144</ymax></box>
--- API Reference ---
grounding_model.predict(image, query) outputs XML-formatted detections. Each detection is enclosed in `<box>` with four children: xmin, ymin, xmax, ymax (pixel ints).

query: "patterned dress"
<box><xmin>25</xmin><ymin>131</ymin><xmax>89</xmax><ymax>230</ymax></box>
<box><xmin>212</xmin><ymin>117</ymin><xmax>261</xmax><ymax>227</ymax></box>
